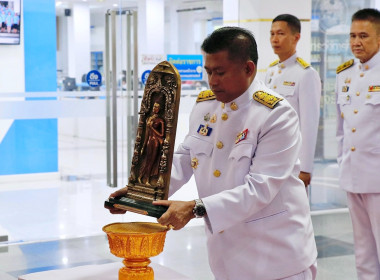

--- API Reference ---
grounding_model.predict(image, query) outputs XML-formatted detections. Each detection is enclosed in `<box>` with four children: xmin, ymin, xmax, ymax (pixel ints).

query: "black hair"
<box><xmin>352</xmin><ymin>8</ymin><xmax>380</xmax><ymax>34</ymax></box>
<box><xmin>201</xmin><ymin>26</ymin><xmax>258</xmax><ymax>65</ymax></box>
<box><xmin>273</xmin><ymin>14</ymin><xmax>301</xmax><ymax>34</ymax></box>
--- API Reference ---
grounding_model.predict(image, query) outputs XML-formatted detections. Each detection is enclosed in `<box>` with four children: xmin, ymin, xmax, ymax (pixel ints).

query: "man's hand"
<box><xmin>299</xmin><ymin>171</ymin><xmax>311</xmax><ymax>187</ymax></box>
<box><xmin>153</xmin><ymin>200</ymin><xmax>195</xmax><ymax>231</ymax></box>
<box><xmin>104</xmin><ymin>186</ymin><xmax>129</xmax><ymax>214</ymax></box>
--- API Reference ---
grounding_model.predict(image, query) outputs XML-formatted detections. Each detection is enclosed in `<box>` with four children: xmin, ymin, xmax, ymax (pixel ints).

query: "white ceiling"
<box><xmin>55</xmin><ymin>0</ymin><xmax>222</xmax><ymax>11</ymax></box>
<box><xmin>55</xmin><ymin>0</ymin><xmax>222</xmax><ymax>16</ymax></box>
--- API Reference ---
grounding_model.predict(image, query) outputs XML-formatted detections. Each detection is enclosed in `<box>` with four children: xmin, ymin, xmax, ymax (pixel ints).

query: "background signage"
<box><xmin>141</xmin><ymin>70</ymin><xmax>151</xmax><ymax>85</ymax></box>
<box><xmin>86</xmin><ymin>70</ymin><xmax>102</xmax><ymax>87</ymax></box>
<box><xmin>167</xmin><ymin>54</ymin><xmax>203</xmax><ymax>81</ymax></box>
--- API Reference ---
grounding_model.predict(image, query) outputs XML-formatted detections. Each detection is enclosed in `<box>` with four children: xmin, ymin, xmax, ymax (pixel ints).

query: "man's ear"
<box><xmin>246</xmin><ymin>61</ymin><xmax>256</xmax><ymax>76</ymax></box>
<box><xmin>294</xmin><ymin>32</ymin><xmax>301</xmax><ymax>43</ymax></box>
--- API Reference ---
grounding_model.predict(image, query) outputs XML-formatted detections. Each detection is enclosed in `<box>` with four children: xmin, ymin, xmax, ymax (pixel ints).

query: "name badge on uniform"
<box><xmin>197</xmin><ymin>124</ymin><xmax>212</xmax><ymax>136</ymax></box>
<box><xmin>342</xmin><ymin>86</ymin><xmax>349</xmax><ymax>92</ymax></box>
<box><xmin>369</xmin><ymin>85</ymin><xmax>380</xmax><ymax>92</ymax></box>
<box><xmin>235</xmin><ymin>129</ymin><xmax>248</xmax><ymax>144</ymax></box>
<box><xmin>283</xmin><ymin>81</ymin><xmax>295</xmax><ymax>86</ymax></box>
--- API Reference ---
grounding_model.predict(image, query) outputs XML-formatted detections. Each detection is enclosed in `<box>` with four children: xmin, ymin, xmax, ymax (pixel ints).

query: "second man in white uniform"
<box><xmin>265</xmin><ymin>14</ymin><xmax>321</xmax><ymax>188</ymax></box>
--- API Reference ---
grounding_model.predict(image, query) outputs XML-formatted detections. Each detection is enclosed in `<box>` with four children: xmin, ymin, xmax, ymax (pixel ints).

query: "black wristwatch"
<box><xmin>193</xmin><ymin>199</ymin><xmax>206</xmax><ymax>218</ymax></box>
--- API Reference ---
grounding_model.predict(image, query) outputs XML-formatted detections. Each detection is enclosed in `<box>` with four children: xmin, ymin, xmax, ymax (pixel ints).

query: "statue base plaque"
<box><xmin>105</xmin><ymin>197</ymin><xmax>168</xmax><ymax>219</ymax></box>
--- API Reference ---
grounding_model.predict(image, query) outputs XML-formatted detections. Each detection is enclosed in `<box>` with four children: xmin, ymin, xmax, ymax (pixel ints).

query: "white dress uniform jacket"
<box><xmin>336</xmin><ymin>51</ymin><xmax>380</xmax><ymax>193</ymax></box>
<box><xmin>169</xmin><ymin>79</ymin><xmax>317</xmax><ymax>280</ymax></box>
<box><xmin>265</xmin><ymin>53</ymin><xmax>321</xmax><ymax>173</ymax></box>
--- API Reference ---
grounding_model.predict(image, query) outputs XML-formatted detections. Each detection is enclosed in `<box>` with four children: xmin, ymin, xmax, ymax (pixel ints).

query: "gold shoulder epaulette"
<box><xmin>253</xmin><ymin>91</ymin><xmax>283</xmax><ymax>109</ymax></box>
<box><xmin>269</xmin><ymin>59</ymin><xmax>279</xmax><ymax>67</ymax></box>
<box><xmin>296</xmin><ymin>57</ymin><xmax>310</xmax><ymax>69</ymax></box>
<box><xmin>196</xmin><ymin>90</ymin><xmax>216</xmax><ymax>102</ymax></box>
<box><xmin>336</xmin><ymin>59</ymin><xmax>354</xmax><ymax>74</ymax></box>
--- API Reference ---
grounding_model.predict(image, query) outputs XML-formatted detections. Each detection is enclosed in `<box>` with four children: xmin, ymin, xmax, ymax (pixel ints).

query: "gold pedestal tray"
<box><xmin>103</xmin><ymin>222</ymin><xmax>169</xmax><ymax>280</ymax></box>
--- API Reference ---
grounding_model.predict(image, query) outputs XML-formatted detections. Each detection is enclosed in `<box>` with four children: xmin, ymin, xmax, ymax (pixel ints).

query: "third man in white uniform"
<box><xmin>336</xmin><ymin>8</ymin><xmax>380</xmax><ymax>280</ymax></box>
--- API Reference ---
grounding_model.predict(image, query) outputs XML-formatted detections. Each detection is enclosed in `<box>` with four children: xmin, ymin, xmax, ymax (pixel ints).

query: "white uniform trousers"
<box><xmin>347</xmin><ymin>192</ymin><xmax>380</xmax><ymax>280</ymax></box>
<box><xmin>280</xmin><ymin>261</ymin><xmax>317</xmax><ymax>280</ymax></box>
<box><xmin>214</xmin><ymin>262</ymin><xmax>317</xmax><ymax>280</ymax></box>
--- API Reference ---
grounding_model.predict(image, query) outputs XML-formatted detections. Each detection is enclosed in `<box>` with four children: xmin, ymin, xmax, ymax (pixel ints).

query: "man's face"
<box><xmin>270</xmin><ymin>21</ymin><xmax>299</xmax><ymax>60</ymax></box>
<box><xmin>350</xmin><ymin>20</ymin><xmax>380</xmax><ymax>63</ymax></box>
<box><xmin>204</xmin><ymin>50</ymin><xmax>252</xmax><ymax>103</ymax></box>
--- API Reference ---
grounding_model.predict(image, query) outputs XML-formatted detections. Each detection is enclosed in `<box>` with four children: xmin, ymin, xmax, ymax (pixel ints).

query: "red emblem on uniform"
<box><xmin>235</xmin><ymin>129</ymin><xmax>248</xmax><ymax>144</ymax></box>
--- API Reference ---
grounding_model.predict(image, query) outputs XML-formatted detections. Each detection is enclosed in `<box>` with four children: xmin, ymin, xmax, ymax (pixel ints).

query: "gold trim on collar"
<box><xmin>253</xmin><ymin>91</ymin><xmax>283</xmax><ymax>109</ymax></box>
<box><xmin>296</xmin><ymin>57</ymin><xmax>310</xmax><ymax>69</ymax></box>
<box><xmin>336</xmin><ymin>59</ymin><xmax>354</xmax><ymax>74</ymax></box>
<box><xmin>269</xmin><ymin>59</ymin><xmax>279</xmax><ymax>67</ymax></box>
<box><xmin>196</xmin><ymin>90</ymin><xmax>216</xmax><ymax>102</ymax></box>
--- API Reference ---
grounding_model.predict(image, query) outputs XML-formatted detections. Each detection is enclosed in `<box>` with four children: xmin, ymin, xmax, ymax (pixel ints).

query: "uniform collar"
<box><xmin>221</xmin><ymin>80</ymin><xmax>256</xmax><ymax>112</ymax></box>
<box><xmin>278</xmin><ymin>52</ymin><xmax>297</xmax><ymax>69</ymax></box>
<box><xmin>358</xmin><ymin>51</ymin><xmax>380</xmax><ymax>71</ymax></box>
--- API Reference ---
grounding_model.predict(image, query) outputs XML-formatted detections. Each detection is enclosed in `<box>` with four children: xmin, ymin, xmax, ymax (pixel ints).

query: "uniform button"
<box><xmin>351</xmin><ymin>147</ymin><xmax>356</xmax><ymax>152</ymax></box>
<box><xmin>191</xmin><ymin>158</ymin><xmax>199</xmax><ymax>169</ymax></box>
<box><xmin>278</xmin><ymin>70</ymin><xmax>282</xmax><ymax>74</ymax></box>
<box><xmin>366</xmin><ymin>94</ymin><xmax>372</xmax><ymax>99</ymax></box>
<box><xmin>230</xmin><ymin>102</ymin><xmax>238</xmax><ymax>111</ymax></box>
<box><xmin>341</xmin><ymin>112</ymin><xmax>344</xmax><ymax>118</ymax></box>
<box><xmin>360</xmin><ymin>73</ymin><xmax>364</xmax><ymax>77</ymax></box>
<box><xmin>216</xmin><ymin>141</ymin><xmax>224</xmax><ymax>149</ymax></box>
<box><xmin>352</xmin><ymin>128</ymin><xmax>356</xmax><ymax>133</ymax></box>
<box><xmin>273</xmin><ymin>85</ymin><xmax>277</xmax><ymax>89</ymax></box>
<box><xmin>219</xmin><ymin>231</ymin><xmax>224</xmax><ymax>234</ymax></box>
<box><xmin>354</xmin><ymin>109</ymin><xmax>358</xmax><ymax>114</ymax></box>
<box><xmin>213</xmin><ymin>170</ymin><xmax>221</xmax><ymax>177</ymax></box>
<box><xmin>365</xmin><ymin>65</ymin><xmax>369</xmax><ymax>70</ymax></box>
<box><xmin>221</xmin><ymin>103</ymin><xmax>225</xmax><ymax>109</ymax></box>
<box><xmin>356</xmin><ymin>92</ymin><xmax>360</xmax><ymax>96</ymax></box>
<box><xmin>221</xmin><ymin>113</ymin><xmax>228</xmax><ymax>121</ymax></box>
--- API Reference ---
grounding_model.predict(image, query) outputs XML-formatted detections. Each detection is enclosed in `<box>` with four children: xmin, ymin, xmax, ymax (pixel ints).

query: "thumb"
<box><xmin>152</xmin><ymin>200</ymin><xmax>171</xmax><ymax>207</ymax></box>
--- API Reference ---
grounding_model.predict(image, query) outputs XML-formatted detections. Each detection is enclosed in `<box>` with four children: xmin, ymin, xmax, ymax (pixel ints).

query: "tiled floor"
<box><xmin>0</xmin><ymin>133</ymin><xmax>358</xmax><ymax>279</ymax></box>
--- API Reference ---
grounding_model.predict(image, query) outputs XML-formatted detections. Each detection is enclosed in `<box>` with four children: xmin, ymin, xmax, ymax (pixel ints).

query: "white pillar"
<box><xmin>138</xmin><ymin>0</ymin><xmax>165</xmax><ymax>77</ymax></box>
<box><xmin>374</xmin><ymin>0</ymin><xmax>380</xmax><ymax>10</ymax></box>
<box><xmin>223</xmin><ymin>0</ymin><xmax>239</xmax><ymax>27</ymax></box>
<box><xmin>67</xmin><ymin>3</ymin><xmax>91</xmax><ymax>84</ymax></box>
<box><xmin>223</xmin><ymin>0</ymin><xmax>312</xmax><ymax>80</ymax></box>
<box><xmin>167</xmin><ymin>0</ymin><xmax>179</xmax><ymax>54</ymax></box>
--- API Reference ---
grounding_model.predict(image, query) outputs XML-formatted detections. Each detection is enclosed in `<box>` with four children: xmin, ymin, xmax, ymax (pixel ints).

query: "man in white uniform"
<box><xmin>335</xmin><ymin>8</ymin><xmax>380</xmax><ymax>280</ymax></box>
<box><xmin>108</xmin><ymin>27</ymin><xmax>317</xmax><ymax>280</ymax></box>
<box><xmin>265</xmin><ymin>14</ymin><xmax>321</xmax><ymax>188</ymax></box>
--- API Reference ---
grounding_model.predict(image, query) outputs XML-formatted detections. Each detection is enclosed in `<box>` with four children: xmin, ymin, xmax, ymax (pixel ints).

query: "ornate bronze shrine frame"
<box><xmin>105</xmin><ymin>61</ymin><xmax>181</xmax><ymax>218</ymax></box>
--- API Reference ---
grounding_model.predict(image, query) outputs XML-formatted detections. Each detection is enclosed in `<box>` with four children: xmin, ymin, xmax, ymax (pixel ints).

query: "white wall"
<box><xmin>0</xmin><ymin>6</ymin><xmax>24</xmax><ymax>144</ymax></box>
<box><xmin>67</xmin><ymin>3</ymin><xmax>91</xmax><ymax>83</ymax></box>
<box><xmin>223</xmin><ymin>0</ymin><xmax>312</xmax><ymax>81</ymax></box>
<box><xmin>90</xmin><ymin>11</ymin><xmax>105</xmax><ymax>53</ymax></box>
<box><xmin>0</xmin><ymin>14</ymin><xmax>24</xmax><ymax>92</ymax></box>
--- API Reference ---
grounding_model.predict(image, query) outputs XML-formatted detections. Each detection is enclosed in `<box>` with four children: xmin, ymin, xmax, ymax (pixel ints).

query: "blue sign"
<box><xmin>167</xmin><ymin>55</ymin><xmax>203</xmax><ymax>81</ymax></box>
<box><xmin>141</xmin><ymin>70</ymin><xmax>151</xmax><ymax>85</ymax></box>
<box><xmin>86</xmin><ymin>70</ymin><xmax>102</xmax><ymax>87</ymax></box>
